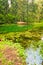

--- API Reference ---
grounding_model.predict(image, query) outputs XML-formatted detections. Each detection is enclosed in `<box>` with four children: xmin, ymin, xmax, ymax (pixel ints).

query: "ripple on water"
<box><xmin>26</xmin><ymin>47</ymin><xmax>43</xmax><ymax>65</ymax></box>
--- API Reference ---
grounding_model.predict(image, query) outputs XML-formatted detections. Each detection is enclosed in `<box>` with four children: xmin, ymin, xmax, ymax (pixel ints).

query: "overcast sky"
<box><xmin>8</xmin><ymin>0</ymin><xmax>11</xmax><ymax>8</ymax></box>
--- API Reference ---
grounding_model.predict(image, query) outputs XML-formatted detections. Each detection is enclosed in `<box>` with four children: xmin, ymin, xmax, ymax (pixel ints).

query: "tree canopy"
<box><xmin>0</xmin><ymin>0</ymin><xmax>43</xmax><ymax>24</ymax></box>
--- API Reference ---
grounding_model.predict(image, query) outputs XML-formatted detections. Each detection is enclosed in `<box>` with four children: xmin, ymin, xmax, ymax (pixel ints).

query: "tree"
<box><xmin>35</xmin><ymin>0</ymin><xmax>43</xmax><ymax>22</ymax></box>
<box><xmin>0</xmin><ymin>0</ymin><xmax>9</xmax><ymax>24</ymax></box>
<box><xmin>0</xmin><ymin>0</ymin><xmax>43</xmax><ymax>24</ymax></box>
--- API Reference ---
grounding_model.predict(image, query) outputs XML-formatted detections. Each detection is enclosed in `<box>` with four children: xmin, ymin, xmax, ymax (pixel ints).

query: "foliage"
<box><xmin>33</xmin><ymin>22</ymin><xmax>43</xmax><ymax>30</ymax></box>
<box><xmin>0</xmin><ymin>30</ymin><xmax>43</xmax><ymax>57</ymax></box>
<box><xmin>0</xmin><ymin>30</ymin><xmax>41</xmax><ymax>48</ymax></box>
<box><xmin>0</xmin><ymin>0</ymin><xmax>43</xmax><ymax>24</ymax></box>
<box><xmin>38</xmin><ymin>40</ymin><xmax>43</xmax><ymax>57</ymax></box>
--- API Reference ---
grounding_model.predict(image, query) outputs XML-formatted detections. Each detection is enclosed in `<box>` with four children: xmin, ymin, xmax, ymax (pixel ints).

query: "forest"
<box><xmin>0</xmin><ymin>0</ymin><xmax>43</xmax><ymax>24</ymax></box>
<box><xmin>0</xmin><ymin>0</ymin><xmax>43</xmax><ymax>65</ymax></box>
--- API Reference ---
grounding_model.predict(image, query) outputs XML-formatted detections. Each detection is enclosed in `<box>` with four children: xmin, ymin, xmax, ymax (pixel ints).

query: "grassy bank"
<box><xmin>0</xmin><ymin>24</ymin><xmax>33</xmax><ymax>33</ymax></box>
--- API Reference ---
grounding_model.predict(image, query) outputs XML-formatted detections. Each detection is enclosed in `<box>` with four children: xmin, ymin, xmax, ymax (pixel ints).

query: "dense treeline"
<box><xmin>0</xmin><ymin>0</ymin><xmax>43</xmax><ymax>24</ymax></box>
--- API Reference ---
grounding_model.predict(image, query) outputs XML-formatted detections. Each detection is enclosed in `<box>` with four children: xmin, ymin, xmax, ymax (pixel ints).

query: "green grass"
<box><xmin>33</xmin><ymin>22</ymin><xmax>43</xmax><ymax>29</ymax></box>
<box><xmin>0</xmin><ymin>24</ymin><xmax>33</xmax><ymax>33</ymax></box>
<box><xmin>0</xmin><ymin>22</ymin><xmax>43</xmax><ymax>33</ymax></box>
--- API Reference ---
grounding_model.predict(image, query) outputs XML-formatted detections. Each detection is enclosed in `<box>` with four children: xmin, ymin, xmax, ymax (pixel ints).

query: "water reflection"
<box><xmin>26</xmin><ymin>47</ymin><xmax>43</xmax><ymax>65</ymax></box>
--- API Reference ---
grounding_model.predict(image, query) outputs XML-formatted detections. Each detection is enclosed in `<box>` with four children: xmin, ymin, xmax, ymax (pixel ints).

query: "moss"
<box><xmin>0</xmin><ymin>40</ymin><xmax>26</xmax><ymax>65</ymax></box>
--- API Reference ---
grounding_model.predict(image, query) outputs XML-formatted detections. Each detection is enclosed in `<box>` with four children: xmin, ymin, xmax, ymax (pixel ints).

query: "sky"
<box><xmin>8</xmin><ymin>0</ymin><xmax>11</xmax><ymax>8</ymax></box>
